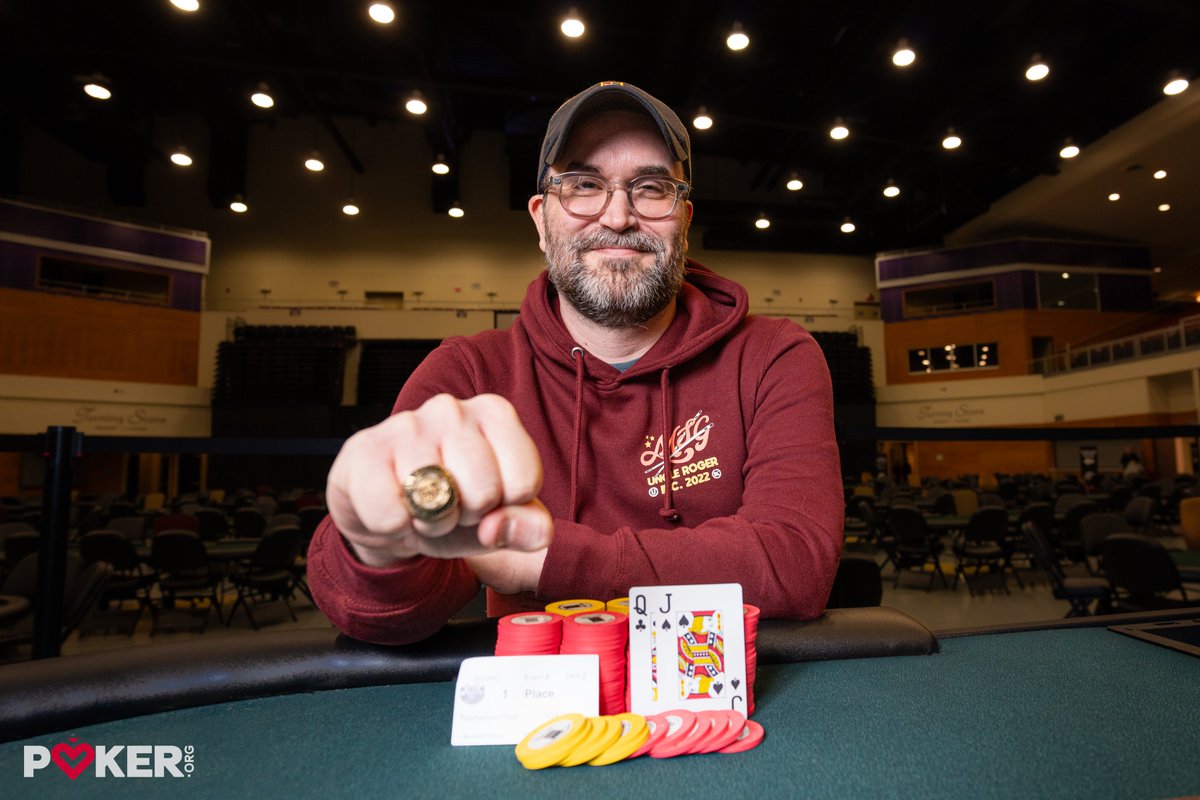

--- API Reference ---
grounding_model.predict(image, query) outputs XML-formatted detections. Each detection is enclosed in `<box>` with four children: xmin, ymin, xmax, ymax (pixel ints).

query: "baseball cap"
<box><xmin>537</xmin><ymin>81</ymin><xmax>692</xmax><ymax>191</ymax></box>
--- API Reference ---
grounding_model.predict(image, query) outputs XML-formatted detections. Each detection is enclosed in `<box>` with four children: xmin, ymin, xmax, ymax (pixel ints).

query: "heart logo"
<box><xmin>51</xmin><ymin>738</ymin><xmax>95</xmax><ymax>780</ymax></box>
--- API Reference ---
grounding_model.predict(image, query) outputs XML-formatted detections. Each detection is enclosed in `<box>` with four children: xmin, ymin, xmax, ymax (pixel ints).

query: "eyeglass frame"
<box><xmin>543</xmin><ymin>171</ymin><xmax>691</xmax><ymax>221</ymax></box>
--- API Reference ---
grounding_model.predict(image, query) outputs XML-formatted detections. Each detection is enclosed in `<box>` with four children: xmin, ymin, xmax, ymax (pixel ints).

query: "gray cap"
<box><xmin>537</xmin><ymin>81</ymin><xmax>691</xmax><ymax>191</ymax></box>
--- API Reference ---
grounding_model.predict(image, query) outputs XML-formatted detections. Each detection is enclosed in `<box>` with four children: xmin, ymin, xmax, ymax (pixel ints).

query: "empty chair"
<box><xmin>1078</xmin><ymin>513</ymin><xmax>1134</xmax><ymax>574</ymax></box>
<box><xmin>1059</xmin><ymin>500</ymin><xmax>1099</xmax><ymax>562</ymax></box>
<box><xmin>0</xmin><ymin>521</ymin><xmax>37</xmax><ymax>540</ymax></box>
<box><xmin>254</xmin><ymin>495</ymin><xmax>279</xmax><ymax>516</ymax></box>
<box><xmin>978</xmin><ymin>493</ymin><xmax>1006</xmax><ymax>509</ymax></box>
<box><xmin>79</xmin><ymin>531</ymin><xmax>156</xmax><ymax>635</ymax></box>
<box><xmin>888</xmin><ymin>505</ymin><xmax>946</xmax><ymax>591</ymax></box>
<box><xmin>1022</xmin><ymin>522</ymin><xmax>1112</xmax><ymax>617</ymax></box>
<box><xmin>1105</xmin><ymin>485</ymin><xmax>1133</xmax><ymax>514</ymax></box>
<box><xmin>1100</xmin><ymin>534</ymin><xmax>1192</xmax><ymax>612</ymax></box>
<box><xmin>825</xmin><ymin>554</ymin><xmax>883</xmax><ymax>608</ymax></box>
<box><xmin>1055</xmin><ymin>492</ymin><xmax>1093</xmax><ymax>516</ymax></box>
<box><xmin>930</xmin><ymin>492</ymin><xmax>956</xmax><ymax>516</ymax></box>
<box><xmin>952</xmin><ymin>489</ymin><xmax>979</xmax><ymax>517</ymax></box>
<box><xmin>1179</xmin><ymin>496</ymin><xmax>1200</xmax><ymax>551</ymax></box>
<box><xmin>150</xmin><ymin>531</ymin><xmax>224</xmax><ymax>633</ymax></box>
<box><xmin>232</xmin><ymin>507</ymin><xmax>267</xmax><ymax>538</ymax></box>
<box><xmin>153</xmin><ymin>513</ymin><xmax>199</xmax><ymax>535</ymax></box>
<box><xmin>298</xmin><ymin>505</ymin><xmax>328</xmax><ymax>541</ymax></box>
<box><xmin>226</xmin><ymin>526</ymin><xmax>303</xmax><ymax>629</ymax></box>
<box><xmin>193</xmin><ymin>507</ymin><xmax>231</xmax><ymax>541</ymax></box>
<box><xmin>142</xmin><ymin>492</ymin><xmax>166</xmax><ymax>512</ymax></box>
<box><xmin>1122</xmin><ymin>496</ymin><xmax>1158</xmax><ymax>535</ymax></box>
<box><xmin>265</xmin><ymin>513</ymin><xmax>300</xmax><ymax>533</ymax></box>
<box><xmin>952</xmin><ymin>506</ymin><xmax>1013</xmax><ymax>595</ymax></box>
<box><xmin>105</xmin><ymin>515</ymin><xmax>147</xmax><ymax>542</ymax></box>
<box><xmin>0</xmin><ymin>561</ymin><xmax>113</xmax><ymax>651</ymax></box>
<box><xmin>3</xmin><ymin>532</ymin><xmax>40</xmax><ymax>571</ymax></box>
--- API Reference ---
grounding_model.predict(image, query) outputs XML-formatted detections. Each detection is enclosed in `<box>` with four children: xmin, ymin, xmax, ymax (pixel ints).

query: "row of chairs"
<box><xmin>0</xmin><ymin>555</ymin><xmax>113</xmax><ymax>651</ymax></box>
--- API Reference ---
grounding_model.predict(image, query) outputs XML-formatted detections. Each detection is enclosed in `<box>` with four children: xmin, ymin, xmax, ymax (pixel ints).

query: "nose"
<box><xmin>597</xmin><ymin>185</ymin><xmax>637</xmax><ymax>231</ymax></box>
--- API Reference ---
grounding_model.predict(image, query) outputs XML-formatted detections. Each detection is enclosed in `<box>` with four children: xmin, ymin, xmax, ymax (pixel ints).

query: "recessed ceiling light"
<box><xmin>829</xmin><ymin>119</ymin><xmax>849</xmax><ymax>140</ymax></box>
<box><xmin>883</xmin><ymin>180</ymin><xmax>900</xmax><ymax>198</ymax></box>
<box><xmin>342</xmin><ymin>200</ymin><xmax>361</xmax><ymax>216</ymax></box>
<box><xmin>1059</xmin><ymin>140</ymin><xmax>1080</xmax><ymax>159</ymax></box>
<box><xmin>785</xmin><ymin>173</ymin><xmax>804</xmax><ymax>192</ymax></box>
<box><xmin>169</xmin><ymin>148</ymin><xmax>193</xmax><ymax>167</ymax></box>
<box><xmin>755</xmin><ymin>213</ymin><xmax>770</xmax><ymax>230</ymax></box>
<box><xmin>1026</xmin><ymin>55</ymin><xmax>1049</xmax><ymax>81</ymax></box>
<box><xmin>726</xmin><ymin>23</ymin><xmax>749</xmax><ymax>51</ymax></box>
<box><xmin>1163</xmin><ymin>75</ymin><xmax>1189</xmax><ymax>95</ymax></box>
<box><xmin>229</xmin><ymin>197</ymin><xmax>248</xmax><ymax>213</ymax></box>
<box><xmin>1153</xmin><ymin>169</ymin><xmax>1167</xmax><ymax>180</ymax></box>
<box><xmin>693</xmin><ymin>107</ymin><xmax>713</xmax><ymax>130</ymax></box>
<box><xmin>892</xmin><ymin>40</ymin><xmax>915</xmax><ymax>67</ymax></box>
<box><xmin>83</xmin><ymin>82</ymin><xmax>111</xmax><ymax>100</ymax></box>
<box><xmin>1062</xmin><ymin>272</ymin><xmax>1070</xmax><ymax>279</ymax></box>
<box><xmin>561</xmin><ymin>9</ymin><xmax>585</xmax><ymax>38</ymax></box>
<box><xmin>840</xmin><ymin>217</ymin><xmax>856</xmax><ymax>233</ymax></box>
<box><xmin>1158</xmin><ymin>203</ymin><xmax>1171</xmax><ymax>212</ymax></box>
<box><xmin>1107</xmin><ymin>193</ymin><xmax>1120</xmax><ymax>201</ymax></box>
<box><xmin>432</xmin><ymin>155</ymin><xmax>450</xmax><ymax>175</ymax></box>
<box><xmin>169</xmin><ymin>0</ymin><xmax>200</xmax><ymax>12</ymax></box>
<box><xmin>251</xmin><ymin>85</ymin><xmax>274</xmax><ymax>108</ymax></box>
<box><xmin>405</xmin><ymin>92</ymin><xmax>428</xmax><ymax>115</ymax></box>
<box><xmin>448</xmin><ymin>202</ymin><xmax>465</xmax><ymax>218</ymax></box>
<box><xmin>304</xmin><ymin>154</ymin><xmax>325</xmax><ymax>172</ymax></box>
<box><xmin>942</xmin><ymin>129</ymin><xmax>961</xmax><ymax>149</ymax></box>
<box><xmin>368</xmin><ymin>3</ymin><xmax>395</xmax><ymax>24</ymax></box>
<box><xmin>1153</xmin><ymin>266</ymin><xmax>1163</xmax><ymax>274</ymax></box>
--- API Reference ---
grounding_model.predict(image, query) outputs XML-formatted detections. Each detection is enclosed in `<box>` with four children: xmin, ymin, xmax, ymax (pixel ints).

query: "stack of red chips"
<box><xmin>743</xmin><ymin>604</ymin><xmax>760</xmax><ymax>716</ymax></box>
<box><xmin>495</xmin><ymin>612</ymin><xmax>564</xmax><ymax>656</ymax></box>
<box><xmin>560</xmin><ymin>611</ymin><xmax>629</xmax><ymax>716</ymax></box>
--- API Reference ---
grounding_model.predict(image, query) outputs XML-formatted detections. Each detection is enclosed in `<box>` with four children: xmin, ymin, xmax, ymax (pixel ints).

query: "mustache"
<box><xmin>571</xmin><ymin>230</ymin><xmax>664</xmax><ymax>254</ymax></box>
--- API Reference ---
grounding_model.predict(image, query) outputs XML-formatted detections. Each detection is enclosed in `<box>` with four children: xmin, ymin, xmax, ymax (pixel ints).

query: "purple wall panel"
<box><xmin>878</xmin><ymin>239</ymin><xmax>1151</xmax><ymax>282</ymax></box>
<box><xmin>881</xmin><ymin>288</ymin><xmax>904</xmax><ymax>322</ymax></box>
<box><xmin>0</xmin><ymin>202</ymin><xmax>208</xmax><ymax>267</ymax></box>
<box><xmin>172</xmin><ymin>274</ymin><xmax>204</xmax><ymax>311</ymax></box>
<box><xmin>0</xmin><ymin>242</ymin><xmax>39</xmax><ymax>290</ymax></box>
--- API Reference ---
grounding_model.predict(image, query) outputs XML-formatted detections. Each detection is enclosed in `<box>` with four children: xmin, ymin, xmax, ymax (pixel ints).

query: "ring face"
<box><xmin>402</xmin><ymin>465</ymin><xmax>459</xmax><ymax>522</ymax></box>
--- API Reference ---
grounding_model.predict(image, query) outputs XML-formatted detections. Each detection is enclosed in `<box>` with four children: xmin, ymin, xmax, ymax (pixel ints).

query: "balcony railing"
<box><xmin>1030</xmin><ymin>314</ymin><xmax>1200</xmax><ymax>375</ymax></box>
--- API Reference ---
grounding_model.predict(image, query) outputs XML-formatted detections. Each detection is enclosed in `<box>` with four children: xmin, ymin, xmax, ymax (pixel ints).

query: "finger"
<box><xmin>437</xmin><ymin>421</ymin><xmax>504</xmax><ymax>528</ymax></box>
<box><xmin>476</xmin><ymin>499</ymin><xmax>553</xmax><ymax>552</ymax></box>
<box><xmin>467</xmin><ymin>395</ymin><xmax>543</xmax><ymax>505</ymax></box>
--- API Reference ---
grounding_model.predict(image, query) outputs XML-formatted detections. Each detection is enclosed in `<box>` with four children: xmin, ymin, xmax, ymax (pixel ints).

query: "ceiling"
<box><xmin>3</xmin><ymin>1</ymin><xmax>1199</xmax><ymax>299</ymax></box>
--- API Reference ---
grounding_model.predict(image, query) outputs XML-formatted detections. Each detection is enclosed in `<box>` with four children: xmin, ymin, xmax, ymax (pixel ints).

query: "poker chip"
<box><xmin>606</xmin><ymin>597</ymin><xmax>630</xmax><ymax>613</ymax></box>
<box><xmin>697</xmin><ymin>710</ymin><xmax>746</xmax><ymax>754</ymax></box>
<box><xmin>628</xmin><ymin>714</ymin><xmax>669</xmax><ymax>759</ymax></box>
<box><xmin>744</xmin><ymin>604</ymin><xmax>761</xmax><ymax>716</ymax></box>
<box><xmin>648</xmin><ymin>709</ymin><xmax>705</xmax><ymax>759</ymax></box>
<box><xmin>515</xmin><ymin>713</ymin><xmax>590</xmax><ymax>770</ymax></box>
<box><xmin>560</xmin><ymin>611</ymin><xmax>628</xmax><ymax>717</ymax></box>
<box><xmin>587</xmin><ymin>713</ymin><xmax>648</xmax><ymax>766</ymax></box>
<box><xmin>559</xmin><ymin>716</ymin><xmax>623</xmax><ymax>767</ymax></box>
<box><xmin>545</xmin><ymin>599</ymin><xmax>606</xmax><ymax>617</ymax></box>
<box><xmin>495</xmin><ymin>612</ymin><xmax>563</xmax><ymax>656</ymax></box>
<box><xmin>716</xmin><ymin>719</ymin><xmax>765</xmax><ymax>754</ymax></box>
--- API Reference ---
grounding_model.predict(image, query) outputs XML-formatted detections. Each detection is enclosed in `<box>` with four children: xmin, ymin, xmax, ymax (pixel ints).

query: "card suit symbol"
<box><xmin>661</xmin><ymin>620</ymin><xmax>672</xmax><ymax>630</ymax></box>
<box><xmin>713</xmin><ymin>682</ymin><xmax>724</xmax><ymax>695</ymax></box>
<box><xmin>678</xmin><ymin>615</ymin><xmax>688</xmax><ymax>627</ymax></box>
<box><xmin>51</xmin><ymin>738</ymin><xmax>95</xmax><ymax>781</ymax></box>
<box><xmin>732</xmin><ymin>678</ymin><xmax>741</xmax><ymax>689</ymax></box>
<box><xmin>636</xmin><ymin>619</ymin><xmax>646</xmax><ymax>631</ymax></box>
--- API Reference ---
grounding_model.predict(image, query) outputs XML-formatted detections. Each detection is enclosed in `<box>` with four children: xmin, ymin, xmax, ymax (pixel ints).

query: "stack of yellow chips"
<box><xmin>515</xmin><ymin>713</ymin><xmax>649</xmax><ymax>770</ymax></box>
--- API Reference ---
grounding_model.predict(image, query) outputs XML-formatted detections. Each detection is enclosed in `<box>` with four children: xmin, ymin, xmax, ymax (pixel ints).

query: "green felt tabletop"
<box><xmin>2</xmin><ymin>627</ymin><xmax>1197</xmax><ymax>799</ymax></box>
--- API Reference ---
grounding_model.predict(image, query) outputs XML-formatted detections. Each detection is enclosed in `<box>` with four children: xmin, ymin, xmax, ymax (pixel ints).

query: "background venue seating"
<box><xmin>1022</xmin><ymin>522</ymin><xmax>1111</xmax><ymax>617</ymax></box>
<box><xmin>1100</xmin><ymin>534</ymin><xmax>1192</xmax><ymax>612</ymax></box>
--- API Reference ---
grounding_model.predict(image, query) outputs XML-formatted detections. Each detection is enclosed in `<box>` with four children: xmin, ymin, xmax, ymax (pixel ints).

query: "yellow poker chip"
<box><xmin>545</xmin><ymin>599</ymin><xmax>606</xmax><ymax>617</ymax></box>
<box><xmin>515</xmin><ymin>714</ymin><xmax>590</xmax><ymax>770</ymax></box>
<box><xmin>588</xmin><ymin>714</ymin><xmax>649</xmax><ymax>767</ymax></box>
<box><xmin>606</xmin><ymin>597</ymin><xmax>630</xmax><ymax>613</ymax></box>
<box><xmin>558</xmin><ymin>717</ymin><xmax>623</xmax><ymax>767</ymax></box>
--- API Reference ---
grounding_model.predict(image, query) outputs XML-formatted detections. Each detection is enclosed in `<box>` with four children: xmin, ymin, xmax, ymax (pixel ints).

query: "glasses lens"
<box><xmin>556</xmin><ymin>175</ymin><xmax>681</xmax><ymax>219</ymax></box>
<box><xmin>630</xmin><ymin>178</ymin><xmax>679</xmax><ymax>219</ymax></box>
<box><xmin>558</xmin><ymin>175</ymin><xmax>608</xmax><ymax>217</ymax></box>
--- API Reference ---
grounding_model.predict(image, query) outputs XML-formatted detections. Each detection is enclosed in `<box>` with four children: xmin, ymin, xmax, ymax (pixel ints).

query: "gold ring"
<box><xmin>402</xmin><ymin>465</ymin><xmax>459</xmax><ymax>523</ymax></box>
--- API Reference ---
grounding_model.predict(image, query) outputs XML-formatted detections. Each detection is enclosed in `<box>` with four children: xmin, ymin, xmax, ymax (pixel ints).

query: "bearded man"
<box><xmin>309</xmin><ymin>82</ymin><xmax>842</xmax><ymax>645</ymax></box>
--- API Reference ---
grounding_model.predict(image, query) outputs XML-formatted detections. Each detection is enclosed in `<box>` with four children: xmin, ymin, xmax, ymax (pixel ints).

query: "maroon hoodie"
<box><xmin>309</xmin><ymin>261</ymin><xmax>843</xmax><ymax>644</ymax></box>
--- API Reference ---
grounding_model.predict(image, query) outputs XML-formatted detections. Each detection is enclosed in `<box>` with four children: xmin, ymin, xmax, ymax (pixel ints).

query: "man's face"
<box><xmin>528</xmin><ymin>110</ymin><xmax>693</xmax><ymax>328</ymax></box>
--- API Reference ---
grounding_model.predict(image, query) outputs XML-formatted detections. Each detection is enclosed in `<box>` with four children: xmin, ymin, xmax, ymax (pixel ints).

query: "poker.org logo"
<box><xmin>24</xmin><ymin>737</ymin><xmax>195</xmax><ymax>780</ymax></box>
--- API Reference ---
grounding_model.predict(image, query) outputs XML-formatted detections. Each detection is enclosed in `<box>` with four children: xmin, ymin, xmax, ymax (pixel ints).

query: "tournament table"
<box><xmin>1</xmin><ymin>607</ymin><xmax>1198</xmax><ymax>799</ymax></box>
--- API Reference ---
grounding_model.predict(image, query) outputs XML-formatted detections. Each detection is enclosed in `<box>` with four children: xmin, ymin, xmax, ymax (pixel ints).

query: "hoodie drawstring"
<box><xmin>569</xmin><ymin>347</ymin><xmax>585</xmax><ymax>523</ymax></box>
<box><xmin>658</xmin><ymin>367</ymin><xmax>680</xmax><ymax>523</ymax></box>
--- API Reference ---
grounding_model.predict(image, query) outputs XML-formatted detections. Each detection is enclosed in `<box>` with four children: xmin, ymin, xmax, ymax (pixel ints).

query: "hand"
<box><xmin>326</xmin><ymin>394</ymin><xmax>552</xmax><ymax>567</ymax></box>
<box><xmin>464</xmin><ymin>546</ymin><xmax>549</xmax><ymax>595</ymax></box>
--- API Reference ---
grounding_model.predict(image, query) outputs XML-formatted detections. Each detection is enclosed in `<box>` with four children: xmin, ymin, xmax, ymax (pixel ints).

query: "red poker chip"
<box><xmin>648</xmin><ymin>710</ymin><xmax>704</xmax><ymax>759</ymax></box>
<box><xmin>683</xmin><ymin>712</ymin><xmax>725</xmax><ymax>755</ymax></box>
<box><xmin>629</xmin><ymin>715</ymin><xmax>670</xmax><ymax>759</ymax></box>
<box><xmin>717</xmin><ymin>719</ymin><xmax>765</xmax><ymax>754</ymax></box>
<box><xmin>699</xmin><ymin>711</ymin><xmax>746</xmax><ymax>753</ymax></box>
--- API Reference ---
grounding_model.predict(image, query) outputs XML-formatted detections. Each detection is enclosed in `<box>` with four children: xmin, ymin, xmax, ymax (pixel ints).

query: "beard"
<box><xmin>543</xmin><ymin>220</ymin><xmax>688</xmax><ymax>328</ymax></box>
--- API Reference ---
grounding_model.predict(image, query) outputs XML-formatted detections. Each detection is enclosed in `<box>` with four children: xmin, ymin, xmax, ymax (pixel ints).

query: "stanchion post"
<box><xmin>33</xmin><ymin>425</ymin><xmax>80</xmax><ymax>660</ymax></box>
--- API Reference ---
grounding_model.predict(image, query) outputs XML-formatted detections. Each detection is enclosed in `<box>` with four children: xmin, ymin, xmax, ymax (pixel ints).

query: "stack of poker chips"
<box><xmin>494</xmin><ymin>612</ymin><xmax>563</xmax><ymax>656</ymax></box>
<box><xmin>744</xmin><ymin>603</ymin><xmax>760</xmax><ymax>717</ymax></box>
<box><xmin>514</xmin><ymin>709</ymin><xmax>764</xmax><ymax>770</ymax></box>
<box><xmin>545</xmin><ymin>598</ymin><xmax>607</xmax><ymax>617</ymax></box>
<box><xmin>559</xmin><ymin>611</ymin><xmax>628</xmax><ymax>716</ymax></box>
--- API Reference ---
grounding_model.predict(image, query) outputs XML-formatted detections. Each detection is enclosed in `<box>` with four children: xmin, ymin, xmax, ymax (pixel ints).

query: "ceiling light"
<box><xmin>892</xmin><ymin>40</ymin><xmax>915</xmax><ymax>67</ymax></box>
<box><xmin>1059</xmin><ymin>140</ymin><xmax>1080</xmax><ymax>159</ymax></box>
<box><xmin>1158</xmin><ymin>203</ymin><xmax>1171</xmax><ymax>212</ymax></box>
<box><xmin>840</xmin><ymin>217</ymin><xmax>856</xmax><ymax>233</ymax></box>
<box><xmin>726</xmin><ymin>22</ymin><xmax>749</xmax><ymax>51</ymax></box>
<box><xmin>786</xmin><ymin>173</ymin><xmax>804</xmax><ymax>192</ymax></box>
<box><xmin>882</xmin><ymin>179</ymin><xmax>900</xmax><ymax>198</ymax></box>
<box><xmin>1163</xmin><ymin>74</ymin><xmax>1189</xmax><ymax>96</ymax></box>
<box><xmin>1025</xmin><ymin>55</ymin><xmax>1049</xmax><ymax>82</ymax></box>
<box><xmin>251</xmin><ymin>84</ymin><xmax>274</xmax><ymax>109</ymax></box>
<box><xmin>755</xmin><ymin>213</ymin><xmax>770</xmax><ymax>230</ymax></box>
<box><xmin>169</xmin><ymin>0</ymin><xmax>200</xmax><ymax>11</ymax></box>
<box><xmin>405</xmin><ymin>91</ymin><xmax>428</xmax><ymax>115</ymax></box>
<box><xmin>1061</xmin><ymin>272</ymin><xmax>1070</xmax><ymax>279</ymax></box>
<box><xmin>368</xmin><ymin>3</ymin><xmax>395</xmax><ymax>24</ymax></box>
<box><xmin>169</xmin><ymin>148</ymin><xmax>193</xmax><ymax>167</ymax></box>
<box><xmin>83</xmin><ymin>81</ymin><xmax>111</xmax><ymax>101</ymax></box>
<box><xmin>342</xmin><ymin>200</ymin><xmax>361</xmax><ymax>216</ymax></box>
<box><xmin>229</xmin><ymin>196</ymin><xmax>248</xmax><ymax>213</ymax></box>
<box><xmin>304</xmin><ymin>153</ymin><xmax>325</xmax><ymax>172</ymax></box>
<box><xmin>921</xmin><ymin>359</ymin><xmax>930</xmax><ymax>366</ymax></box>
<box><xmin>829</xmin><ymin>119</ymin><xmax>849</xmax><ymax>140</ymax></box>
<box><xmin>1107</xmin><ymin>192</ymin><xmax>1120</xmax><ymax>202</ymax></box>
<box><xmin>1153</xmin><ymin>266</ymin><xmax>1163</xmax><ymax>274</ymax></box>
<box><xmin>432</xmin><ymin>155</ymin><xmax>450</xmax><ymax>175</ymax></box>
<box><xmin>981</xmin><ymin>346</ymin><xmax>989</xmax><ymax>352</ymax></box>
<box><xmin>693</xmin><ymin>107</ymin><xmax>713</xmax><ymax>130</ymax></box>
<box><xmin>561</xmin><ymin>9</ymin><xmax>585</xmax><ymax>38</ymax></box>
<box><xmin>1153</xmin><ymin>169</ymin><xmax>1167</xmax><ymax>180</ymax></box>
<box><xmin>942</xmin><ymin>128</ymin><xmax>962</xmax><ymax>149</ymax></box>
<box><xmin>448</xmin><ymin>201</ymin><xmax>465</xmax><ymax>218</ymax></box>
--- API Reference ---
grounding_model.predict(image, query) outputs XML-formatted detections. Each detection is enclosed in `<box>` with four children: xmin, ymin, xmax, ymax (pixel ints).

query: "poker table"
<box><xmin>2</xmin><ymin>607</ymin><xmax>1199</xmax><ymax>799</ymax></box>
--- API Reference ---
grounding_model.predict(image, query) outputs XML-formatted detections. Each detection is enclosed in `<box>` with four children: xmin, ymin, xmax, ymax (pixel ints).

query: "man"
<box><xmin>309</xmin><ymin>82</ymin><xmax>843</xmax><ymax>645</ymax></box>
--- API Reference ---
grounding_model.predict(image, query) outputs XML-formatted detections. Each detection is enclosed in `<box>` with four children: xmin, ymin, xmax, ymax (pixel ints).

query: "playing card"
<box><xmin>628</xmin><ymin>583</ymin><xmax>746</xmax><ymax>716</ymax></box>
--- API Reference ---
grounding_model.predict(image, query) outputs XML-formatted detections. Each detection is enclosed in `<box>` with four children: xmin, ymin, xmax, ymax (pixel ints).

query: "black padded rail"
<box><xmin>0</xmin><ymin>607</ymin><xmax>936</xmax><ymax>743</ymax></box>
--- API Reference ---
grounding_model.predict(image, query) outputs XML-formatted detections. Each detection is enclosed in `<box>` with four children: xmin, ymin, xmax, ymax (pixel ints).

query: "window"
<box><xmin>907</xmin><ymin>342</ymin><xmax>998</xmax><ymax>374</ymax></box>
<box><xmin>1038</xmin><ymin>271</ymin><xmax>1098</xmax><ymax>310</ymax></box>
<box><xmin>903</xmin><ymin>280</ymin><xmax>995</xmax><ymax>317</ymax></box>
<box><xmin>37</xmin><ymin>256</ymin><xmax>170</xmax><ymax>305</ymax></box>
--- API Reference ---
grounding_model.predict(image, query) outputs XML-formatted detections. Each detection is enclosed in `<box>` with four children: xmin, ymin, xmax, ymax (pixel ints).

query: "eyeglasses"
<box><xmin>545</xmin><ymin>172</ymin><xmax>690</xmax><ymax>220</ymax></box>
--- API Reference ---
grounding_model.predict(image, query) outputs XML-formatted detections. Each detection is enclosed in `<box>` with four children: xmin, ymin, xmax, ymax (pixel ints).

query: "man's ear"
<box><xmin>528</xmin><ymin>194</ymin><xmax>548</xmax><ymax>253</ymax></box>
<box><xmin>685</xmin><ymin>199</ymin><xmax>694</xmax><ymax>222</ymax></box>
